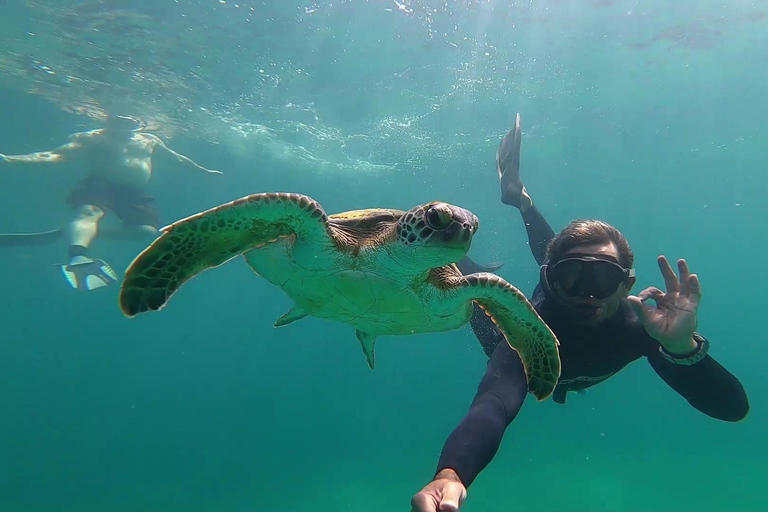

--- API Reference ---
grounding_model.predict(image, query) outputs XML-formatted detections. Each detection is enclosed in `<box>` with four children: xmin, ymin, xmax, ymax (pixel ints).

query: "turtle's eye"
<box><xmin>426</xmin><ymin>206</ymin><xmax>450</xmax><ymax>230</ymax></box>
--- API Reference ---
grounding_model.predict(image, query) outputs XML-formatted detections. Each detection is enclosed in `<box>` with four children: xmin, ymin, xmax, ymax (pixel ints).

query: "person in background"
<box><xmin>0</xmin><ymin>114</ymin><xmax>221</xmax><ymax>291</ymax></box>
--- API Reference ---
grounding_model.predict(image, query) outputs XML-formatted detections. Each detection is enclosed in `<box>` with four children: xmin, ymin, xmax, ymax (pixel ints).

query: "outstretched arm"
<box><xmin>435</xmin><ymin>341</ymin><xmax>529</xmax><ymax>488</ymax></box>
<box><xmin>495</xmin><ymin>113</ymin><xmax>555</xmax><ymax>266</ymax></box>
<box><xmin>0</xmin><ymin>133</ymin><xmax>86</xmax><ymax>166</ymax></box>
<box><xmin>151</xmin><ymin>135</ymin><xmax>222</xmax><ymax>175</ymax></box>
<box><xmin>411</xmin><ymin>273</ymin><xmax>556</xmax><ymax>510</ymax></box>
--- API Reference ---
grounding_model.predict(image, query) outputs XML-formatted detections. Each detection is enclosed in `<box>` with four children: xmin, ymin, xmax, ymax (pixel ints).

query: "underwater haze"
<box><xmin>1</xmin><ymin>0</ymin><xmax>766</xmax><ymax>511</ymax></box>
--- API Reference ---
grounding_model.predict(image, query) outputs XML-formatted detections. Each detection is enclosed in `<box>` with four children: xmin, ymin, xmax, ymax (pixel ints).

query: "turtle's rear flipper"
<box><xmin>0</xmin><ymin>228</ymin><xmax>63</xmax><ymax>248</ymax></box>
<box><xmin>457</xmin><ymin>255</ymin><xmax>504</xmax><ymax>274</ymax></box>
<box><xmin>59</xmin><ymin>257</ymin><xmax>118</xmax><ymax>291</ymax></box>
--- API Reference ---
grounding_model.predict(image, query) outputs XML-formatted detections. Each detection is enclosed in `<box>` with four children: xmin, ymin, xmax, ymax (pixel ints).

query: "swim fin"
<box><xmin>457</xmin><ymin>255</ymin><xmax>504</xmax><ymax>274</ymax></box>
<box><xmin>497</xmin><ymin>112</ymin><xmax>527</xmax><ymax>208</ymax></box>
<box><xmin>59</xmin><ymin>256</ymin><xmax>118</xmax><ymax>291</ymax></box>
<box><xmin>0</xmin><ymin>228</ymin><xmax>64</xmax><ymax>248</ymax></box>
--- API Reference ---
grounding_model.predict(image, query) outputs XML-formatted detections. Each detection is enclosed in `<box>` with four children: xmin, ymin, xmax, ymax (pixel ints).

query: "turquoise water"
<box><xmin>1</xmin><ymin>1</ymin><xmax>766</xmax><ymax>510</ymax></box>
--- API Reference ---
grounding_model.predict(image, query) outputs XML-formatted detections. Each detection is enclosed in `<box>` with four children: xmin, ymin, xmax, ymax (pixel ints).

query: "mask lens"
<box><xmin>551</xmin><ymin>259</ymin><xmax>582</xmax><ymax>294</ymax></box>
<box><xmin>551</xmin><ymin>258</ymin><xmax>627</xmax><ymax>299</ymax></box>
<box><xmin>591</xmin><ymin>263</ymin><xmax>625</xmax><ymax>298</ymax></box>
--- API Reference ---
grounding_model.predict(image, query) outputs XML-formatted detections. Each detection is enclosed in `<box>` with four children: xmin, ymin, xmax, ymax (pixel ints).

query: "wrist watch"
<box><xmin>658</xmin><ymin>332</ymin><xmax>710</xmax><ymax>366</ymax></box>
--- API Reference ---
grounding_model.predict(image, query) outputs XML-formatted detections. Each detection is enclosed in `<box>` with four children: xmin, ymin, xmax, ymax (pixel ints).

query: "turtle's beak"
<box><xmin>461</xmin><ymin>211</ymin><xmax>479</xmax><ymax>244</ymax></box>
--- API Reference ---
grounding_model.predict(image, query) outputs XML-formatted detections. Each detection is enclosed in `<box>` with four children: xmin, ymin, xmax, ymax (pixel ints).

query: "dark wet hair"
<box><xmin>545</xmin><ymin>219</ymin><xmax>634</xmax><ymax>269</ymax></box>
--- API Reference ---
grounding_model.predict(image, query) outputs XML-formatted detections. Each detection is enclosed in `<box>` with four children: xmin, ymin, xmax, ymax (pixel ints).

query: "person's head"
<box><xmin>543</xmin><ymin>219</ymin><xmax>635</xmax><ymax>325</ymax></box>
<box><xmin>105</xmin><ymin>114</ymin><xmax>141</xmax><ymax>139</ymax></box>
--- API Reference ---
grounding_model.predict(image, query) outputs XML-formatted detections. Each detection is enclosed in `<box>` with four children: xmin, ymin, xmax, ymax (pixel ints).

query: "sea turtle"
<box><xmin>118</xmin><ymin>192</ymin><xmax>561</xmax><ymax>400</ymax></box>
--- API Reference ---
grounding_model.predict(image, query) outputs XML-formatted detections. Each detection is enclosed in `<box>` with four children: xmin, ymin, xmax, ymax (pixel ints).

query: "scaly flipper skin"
<box><xmin>449</xmin><ymin>272</ymin><xmax>561</xmax><ymax>401</ymax></box>
<box><xmin>118</xmin><ymin>192</ymin><xmax>331</xmax><ymax>317</ymax></box>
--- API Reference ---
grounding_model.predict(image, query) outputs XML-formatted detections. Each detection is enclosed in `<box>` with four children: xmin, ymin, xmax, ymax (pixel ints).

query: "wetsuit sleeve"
<box><xmin>434</xmin><ymin>341</ymin><xmax>528</xmax><ymax>487</ymax></box>
<box><xmin>646</xmin><ymin>337</ymin><xmax>749</xmax><ymax>422</ymax></box>
<box><xmin>520</xmin><ymin>205</ymin><xmax>555</xmax><ymax>266</ymax></box>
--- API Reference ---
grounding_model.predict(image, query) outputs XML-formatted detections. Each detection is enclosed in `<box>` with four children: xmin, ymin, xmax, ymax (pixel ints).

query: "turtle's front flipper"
<box><xmin>451</xmin><ymin>272</ymin><xmax>561</xmax><ymax>401</ymax></box>
<box><xmin>119</xmin><ymin>193</ymin><xmax>333</xmax><ymax>317</ymax></box>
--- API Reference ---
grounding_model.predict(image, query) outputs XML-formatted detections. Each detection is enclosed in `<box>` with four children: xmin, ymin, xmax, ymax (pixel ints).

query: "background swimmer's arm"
<box><xmin>646</xmin><ymin>343</ymin><xmax>749</xmax><ymax>422</ymax></box>
<box><xmin>519</xmin><ymin>205</ymin><xmax>556</xmax><ymax>266</ymax></box>
<box><xmin>151</xmin><ymin>135</ymin><xmax>222</xmax><ymax>175</ymax></box>
<box><xmin>0</xmin><ymin>133</ymin><xmax>86</xmax><ymax>166</ymax></box>
<box><xmin>434</xmin><ymin>341</ymin><xmax>528</xmax><ymax>488</ymax></box>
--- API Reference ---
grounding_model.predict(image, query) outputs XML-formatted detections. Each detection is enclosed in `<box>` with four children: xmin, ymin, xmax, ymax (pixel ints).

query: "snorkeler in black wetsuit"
<box><xmin>410</xmin><ymin>114</ymin><xmax>750</xmax><ymax>512</ymax></box>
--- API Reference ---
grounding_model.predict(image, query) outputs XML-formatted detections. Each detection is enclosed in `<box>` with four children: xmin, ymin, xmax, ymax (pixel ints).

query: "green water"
<box><xmin>0</xmin><ymin>1</ymin><xmax>766</xmax><ymax>510</ymax></box>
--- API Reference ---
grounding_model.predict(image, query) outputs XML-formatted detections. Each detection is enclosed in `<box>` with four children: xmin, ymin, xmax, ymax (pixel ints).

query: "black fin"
<box><xmin>457</xmin><ymin>256</ymin><xmax>504</xmax><ymax>275</ymax></box>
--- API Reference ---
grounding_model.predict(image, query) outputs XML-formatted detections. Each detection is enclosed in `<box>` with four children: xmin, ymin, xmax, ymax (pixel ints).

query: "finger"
<box><xmin>677</xmin><ymin>259</ymin><xmax>691</xmax><ymax>294</ymax></box>
<box><xmin>410</xmin><ymin>494</ymin><xmax>434</xmax><ymax>512</ymax></box>
<box><xmin>627</xmin><ymin>296</ymin><xmax>650</xmax><ymax>324</ymax></box>
<box><xmin>439</xmin><ymin>487</ymin><xmax>466</xmax><ymax>512</ymax></box>
<box><xmin>657</xmin><ymin>255</ymin><xmax>679</xmax><ymax>293</ymax></box>
<box><xmin>637</xmin><ymin>286</ymin><xmax>664</xmax><ymax>302</ymax></box>
<box><xmin>687</xmin><ymin>273</ymin><xmax>702</xmax><ymax>306</ymax></box>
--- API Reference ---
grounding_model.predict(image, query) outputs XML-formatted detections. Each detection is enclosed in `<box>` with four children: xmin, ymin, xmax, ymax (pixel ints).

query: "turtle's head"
<box><xmin>395</xmin><ymin>202</ymin><xmax>479</xmax><ymax>268</ymax></box>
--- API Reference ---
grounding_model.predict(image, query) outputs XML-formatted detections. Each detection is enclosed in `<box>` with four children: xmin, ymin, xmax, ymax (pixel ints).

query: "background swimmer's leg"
<box><xmin>59</xmin><ymin>204</ymin><xmax>117</xmax><ymax>291</ymax></box>
<box><xmin>0</xmin><ymin>228</ymin><xmax>63</xmax><ymax>248</ymax></box>
<box><xmin>66</xmin><ymin>204</ymin><xmax>104</xmax><ymax>260</ymax></box>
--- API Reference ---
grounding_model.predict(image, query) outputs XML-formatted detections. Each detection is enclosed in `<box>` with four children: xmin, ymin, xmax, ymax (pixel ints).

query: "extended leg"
<box><xmin>67</xmin><ymin>204</ymin><xmax>104</xmax><ymax>255</ymax></box>
<box><xmin>60</xmin><ymin>205</ymin><xmax>117</xmax><ymax>291</ymax></box>
<box><xmin>496</xmin><ymin>113</ymin><xmax>555</xmax><ymax>265</ymax></box>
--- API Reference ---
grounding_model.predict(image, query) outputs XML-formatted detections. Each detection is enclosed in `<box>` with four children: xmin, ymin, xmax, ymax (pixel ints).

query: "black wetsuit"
<box><xmin>443</xmin><ymin>206</ymin><xmax>750</xmax><ymax>488</ymax></box>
